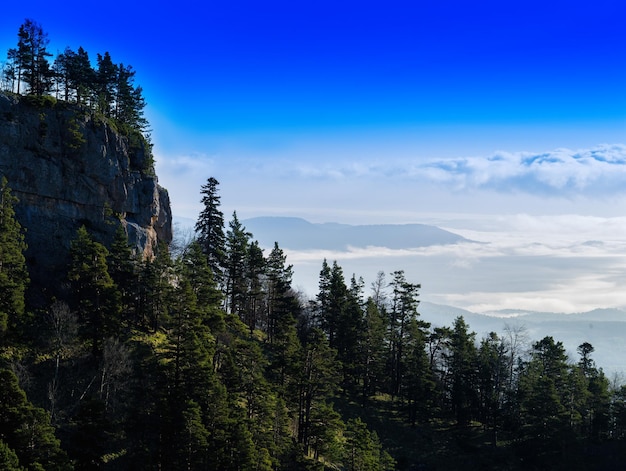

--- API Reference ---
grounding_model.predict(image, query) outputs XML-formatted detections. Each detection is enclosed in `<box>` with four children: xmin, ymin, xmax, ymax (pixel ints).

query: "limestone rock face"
<box><xmin>0</xmin><ymin>92</ymin><xmax>172</xmax><ymax>295</ymax></box>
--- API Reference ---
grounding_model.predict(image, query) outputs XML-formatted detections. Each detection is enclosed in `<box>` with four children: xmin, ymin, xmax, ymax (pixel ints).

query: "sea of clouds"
<box><xmin>162</xmin><ymin>144</ymin><xmax>626</xmax><ymax>314</ymax></box>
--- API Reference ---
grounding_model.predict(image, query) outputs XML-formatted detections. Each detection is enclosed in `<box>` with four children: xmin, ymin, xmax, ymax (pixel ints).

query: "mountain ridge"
<box><xmin>241</xmin><ymin>216</ymin><xmax>469</xmax><ymax>250</ymax></box>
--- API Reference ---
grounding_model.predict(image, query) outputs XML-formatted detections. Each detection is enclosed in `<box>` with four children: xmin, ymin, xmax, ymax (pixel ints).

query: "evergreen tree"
<box><xmin>264</xmin><ymin>242</ymin><xmax>295</xmax><ymax>343</ymax></box>
<box><xmin>114</xmin><ymin>64</ymin><xmax>147</xmax><ymax>131</ymax></box>
<box><xmin>136</xmin><ymin>244</ymin><xmax>172</xmax><ymax>331</ymax></box>
<box><xmin>447</xmin><ymin>316</ymin><xmax>479</xmax><ymax>426</ymax></box>
<box><xmin>243</xmin><ymin>239</ymin><xmax>265</xmax><ymax>334</ymax></box>
<box><xmin>263</xmin><ymin>244</ymin><xmax>301</xmax><ymax>397</ymax></box>
<box><xmin>344</xmin><ymin>417</ymin><xmax>395</xmax><ymax>471</ymax></box>
<box><xmin>477</xmin><ymin>332</ymin><xmax>509</xmax><ymax>445</ymax></box>
<box><xmin>296</xmin><ymin>327</ymin><xmax>339</xmax><ymax>454</ymax></box>
<box><xmin>161</xmin><ymin>268</ymin><xmax>226</xmax><ymax>469</ymax></box>
<box><xmin>338</xmin><ymin>274</ymin><xmax>365</xmax><ymax>391</ymax></box>
<box><xmin>0</xmin><ymin>369</ymin><xmax>71</xmax><ymax>470</ymax></box>
<box><xmin>517</xmin><ymin>336</ymin><xmax>571</xmax><ymax>458</ymax></box>
<box><xmin>68</xmin><ymin>225</ymin><xmax>120</xmax><ymax>354</ymax></box>
<box><xmin>195</xmin><ymin>177</ymin><xmax>225</xmax><ymax>282</ymax></box>
<box><xmin>360</xmin><ymin>298</ymin><xmax>387</xmax><ymax>401</ymax></box>
<box><xmin>401</xmin><ymin>317</ymin><xmax>434</xmax><ymax>426</ymax></box>
<box><xmin>223</xmin><ymin>211</ymin><xmax>251</xmax><ymax>316</ymax></box>
<box><xmin>308</xmin><ymin>401</ymin><xmax>344</xmax><ymax>462</ymax></box>
<box><xmin>0</xmin><ymin>177</ymin><xmax>28</xmax><ymax>340</ymax></box>
<box><xmin>15</xmin><ymin>19</ymin><xmax>53</xmax><ymax>96</ymax></box>
<box><xmin>179</xmin><ymin>240</ymin><xmax>224</xmax><ymax>332</ymax></box>
<box><xmin>576</xmin><ymin>342</ymin><xmax>611</xmax><ymax>441</ymax></box>
<box><xmin>4</xmin><ymin>48</ymin><xmax>20</xmax><ymax>93</ymax></box>
<box><xmin>107</xmin><ymin>223</ymin><xmax>137</xmax><ymax>325</ymax></box>
<box><xmin>95</xmin><ymin>51</ymin><xmax>117</xmax><ymax>116</ymax></box>
<box><xmin>72</xmin><ymin>47</ymin><xmax>95</xmax><ymax>105</ymax></box>
<box><xmin>387</xmin><ymin>270</ymin><xmax>421</xmax><ymax>398</ymax></box>
<box><xmin>315</xmin><ymin>258</ymin><xmax>332</xmax><ymax>330</ymax></box>
<box><xmin>0</xmin><ymin>440</ymin><xmax>23</xmax><ymax>471</ymax></box>
<box><xmin>317</xmin><ymin>260</ymin><xmax>349</xmax><ymax>350</ymax></box>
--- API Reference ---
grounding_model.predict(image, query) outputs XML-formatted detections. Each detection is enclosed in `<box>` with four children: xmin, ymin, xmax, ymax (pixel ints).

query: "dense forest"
<box><xmin>3</xmin><ymin>19</ymin><xmax>626</xmax><ymax>471</ymax></box>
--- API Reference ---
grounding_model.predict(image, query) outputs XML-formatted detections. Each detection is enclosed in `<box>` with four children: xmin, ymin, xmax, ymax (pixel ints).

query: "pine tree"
<box><xmin>517</xmin><ymin>336</ymin><xmax>571</xmax><ymax>457</ymax></box>
<box><xmin>72</xmin><ymin>47</ymin><xmax>95</xmax><ymax>105</ymax></box>
<box><xmin>4</xmin><ymin>48</ymin><xmax>20</xmax><ymax>93</ymax></box>
<box><xmin>448</xmin><ymin>316</ymin><xmax>479</xmax><ymax>426</ymax></box>
<box><xmin>0</xmin><ymin>177</ymin><xmax>29</xmax><ymax>340</ymax></box>
<box><xmin>360</xmin><ymin>298</ymin><xmax>387</xmax><ymax>401</ymax></box>
<box><xmin>0</xmin><ymin>440</ymin><xmax>22</xmax><ymax>471</ymax></box>
<box><xmin>317</xmin><ymin>260</ymin><xmax>348</xmax><ymax>349</ymax></box>
<box><xmin>477</xmin><ymin>331</ymin><xmax>509</xmax><ymax>445</ymax></box>
<box><xmin>344</xmin><ymin>417</ymin><xmax>395</xmax><ymax>471</ymax></box>
<box><xmin>114</xmin><ymin>63</ymin><xmax>148</xmax><ymax>132</ymax></box>
<box><xmin>223</xmin><ymin>211</ymin><xmax>251</xmax><ymax>316</ymax></box>
<box><xmin>243</xmin><ymin>240</ymin><xmax>265</xmax><ymax>334</ymax></box>
<box><xmin>15</xmin><ymin>19</ymin><xmax>54</xmax><ymax>96</ymax></box>
<box><xmin>136</xmin><ymin>243</ymin><xmax>172</xmax><ymax>331</ymax></box>
<box><xmin>0</xmin><ymin>369</ymin><xmax>71</xmax><ymax>470</ymax></box>
<box><xmin>68</xmin><ymin>225</ymin><xmax>120</xmax><ymax>354</ymax></box>
<box><xmin>401</xmin><ymin>317</ymin><xmax>434</xmax><ymax>426</ymax></box>
<box><xmin>107</xmin><ymin>223</ymin><xmax>137</xmax><ymax>325</ymax></box>
<box><xmin>179</xmin><ymin>240</ymin><xmax>224</xmax><ymax>332</ymax></box>
<box><xmin>296</xmin><ymin>327</ymin><xmax>339</xmax><ymax>454</ymax></box>
<box><xmin>195</xmin><ymin>177</ymin><xmax>225</xmax><ymax>282</ymax></box>
<box><xmin>387</xmin><ymin>270</ymin><xmax>420</xmax><ymax>398</ymax></box>
<box><xmin>338</xmin><ymin>274</ymin><xmax>365</xmax><ymax>391</ymax></box>
<box><xmin>576</xmin><ymin>342</ymin><xmax>611</xmax><ymax>441</ymax></box>
<box><xmin>95</xmin><ymin>51</ymin><xmax>117</xmax><ymax>116</ymax></box>
<box><xmin>264</xmin><ymin>242</ymin><xmax>295</xmax><ymax>341</ymax></box>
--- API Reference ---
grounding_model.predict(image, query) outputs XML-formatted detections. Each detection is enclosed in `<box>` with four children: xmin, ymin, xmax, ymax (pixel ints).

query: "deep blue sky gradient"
<box><xmin>2</xmin><ymin>1</ymin><xmax>625</xmax><ymax>132</ymax></box>
<box><xmin>1</xmin><ymin>1</ymin><xmax>625</xmax><ymax>220</ymax></box>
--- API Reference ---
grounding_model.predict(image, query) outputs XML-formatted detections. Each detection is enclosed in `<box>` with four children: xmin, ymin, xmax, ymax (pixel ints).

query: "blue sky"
<box><xmin>2</xmin><ymin>1</ymin><xmax>626</xmax><ymax>310</ymax></box>
<box><xmin>2</xmin><ymin>2</ymin><xmax>624</xmax><ymax>166</ymax></box>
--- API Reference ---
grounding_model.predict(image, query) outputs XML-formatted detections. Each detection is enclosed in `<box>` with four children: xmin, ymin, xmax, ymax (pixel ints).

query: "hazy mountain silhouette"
<box><xmin>241</xmin><ymin>216</ymin><xmax>469</xmax><ymax>250</ymax></box>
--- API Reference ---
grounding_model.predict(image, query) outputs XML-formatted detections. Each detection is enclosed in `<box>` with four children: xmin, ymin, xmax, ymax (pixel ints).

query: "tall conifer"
<box><xmin>195</xmin><ymin>177</ymin><xmax>225</xmax><ymax>283</ymax></box>
<box><xmin>0</xmin><ymin>177</ymin><xmax>28</xmax><ymax>339</ymax></box>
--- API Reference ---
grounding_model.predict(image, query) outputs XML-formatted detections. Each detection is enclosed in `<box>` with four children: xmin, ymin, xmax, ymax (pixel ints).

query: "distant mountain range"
<box><xmin>173</xmin><ymin>215</ymin><xmax>626</xmax><ymax>374</ymax></box>
<box><xmin>240</xmin><ymin>216</ymin><xmax>469</xmax><ymax>250</ymax></box>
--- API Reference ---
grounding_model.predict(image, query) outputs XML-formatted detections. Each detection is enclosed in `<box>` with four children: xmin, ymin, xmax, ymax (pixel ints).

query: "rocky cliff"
<box><xmin>0</xmin><ymin>92</ymin><xmax>172</xmax><ymax>297</ymax></box>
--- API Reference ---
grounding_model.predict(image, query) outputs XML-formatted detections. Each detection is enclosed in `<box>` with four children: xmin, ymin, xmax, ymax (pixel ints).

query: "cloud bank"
<box><xmin>283</xmin><ymin>214</ymin><xmax>626</xmax><ymax>314</ymax></box>
<box><xmin>292</xmin><ymin>144</ymin><xmax>626</xmax><ymax>196</ymax></box>
<box><xmin>421</xmin><ymin>144</ymin><xmax>626</xmax><ymax>195</ymax></box>
<box><xmin>156</xmin><ymin>144</ymin><xmax>626</xmax><ymax>222</ymax></box>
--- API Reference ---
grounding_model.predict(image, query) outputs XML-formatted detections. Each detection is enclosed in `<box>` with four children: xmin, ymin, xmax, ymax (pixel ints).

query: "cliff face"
<box><xmin>0</xmin><ymin>92</ymin><xmax>172</xmax><ymax>295</ymax></box>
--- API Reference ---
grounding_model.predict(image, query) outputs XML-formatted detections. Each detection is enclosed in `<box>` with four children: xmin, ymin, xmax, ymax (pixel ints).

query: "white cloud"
<box><xmin>155</xmin><ymin>143</ymin><xmax>626</xmax><ymax>222</ymax></box>
<box><xmin>421</xmin><ymin>144</ymin><xmax>626</xmax><ymax>195</ymax></box>
<box><xmin>294</xmin><ymin>144</ymin><xmax>626</xmax><ymax>196</ymax></box>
